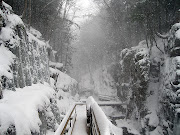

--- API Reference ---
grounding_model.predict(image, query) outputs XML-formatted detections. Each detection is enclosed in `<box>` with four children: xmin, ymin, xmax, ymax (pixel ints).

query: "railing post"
<box><xmin>70</xmin><ymin>119</ymin><xmax>71</xmax><ymax>127</ymax></box>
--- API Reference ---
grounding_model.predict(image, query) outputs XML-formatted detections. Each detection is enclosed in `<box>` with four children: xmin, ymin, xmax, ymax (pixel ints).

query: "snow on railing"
<box><xmin>87</xmin><ymin>96</ymin><xmax>123</xmax><ymax>135</ymax></box>
<box><xmin>55</xmin><ymin>103</ymin><xmax>84</xmax><ymax>135</ymax></box>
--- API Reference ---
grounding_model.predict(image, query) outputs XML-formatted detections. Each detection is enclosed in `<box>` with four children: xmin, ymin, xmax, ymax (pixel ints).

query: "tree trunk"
<box><xmin>22</xmin><ymin>0</ymin><xmax>27</xmax><ymax>19</ymax></box>
<box><xmin>0</xmin><ymin>81</ymin><xmax>2</xmax><ymax>99</ymax></box>
<box><xmin>0</xmin><ymin>0</ymin><xmax>2</xmax><ymax>7</ymax></box>
<box><xmin>28</xmin><ymin>0</ymin><xmax>32</xmax><ymax>27</ymax></box>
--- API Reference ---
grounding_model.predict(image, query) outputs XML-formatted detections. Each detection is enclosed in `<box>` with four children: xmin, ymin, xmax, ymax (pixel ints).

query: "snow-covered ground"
<box><xmin>0</xmin><ymin>83</ymin><xmax>54</xmax><ymax>135</ymax></box>
<box><xmin>50</xmin><ymin>67</ymin><xmax>78</xmax><ymax>93</ymax></box>
<box><xmin>116</xmin><ymin>119</ymin><xmax>140</xmax><ymax>135</ymax></box>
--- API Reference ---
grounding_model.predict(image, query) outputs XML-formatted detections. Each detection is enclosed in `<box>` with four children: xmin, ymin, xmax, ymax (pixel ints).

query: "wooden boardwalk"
<box><xmin>72</xmin><ymin>105</ymin><xmax>88</xmax><ymax>135</ymax></box>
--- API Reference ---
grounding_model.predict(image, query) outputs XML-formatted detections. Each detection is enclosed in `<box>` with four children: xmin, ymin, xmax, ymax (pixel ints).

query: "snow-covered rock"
<box><xmin>116</xmin><ymin>23</ymin><xmax>180</xmax><ymax>135</ymax></box>
<box><xmin>0</xmin><ymin>1</ymin><xmax>50</xmax><ymax>91</ymax></box>
<box><xmin>49</xmin><ymin>67</ymin><xmax>78</xmax><ymax>94</ymax></box>
<box><xmin>0</xmin><ymin>2</ymin><xmax>62</xmax><ymax>135</ymax></box>
<box><xmin>0</xmin><ymin>83</ymin><xmax>60</xmax><ymax>135</ymax></box>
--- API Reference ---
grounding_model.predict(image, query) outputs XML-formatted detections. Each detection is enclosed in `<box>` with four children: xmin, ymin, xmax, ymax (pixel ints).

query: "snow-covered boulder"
<box><xmin>0</xmin><ymin>83</ymin><xmax>60</xmax><ymax>135</ymax></box>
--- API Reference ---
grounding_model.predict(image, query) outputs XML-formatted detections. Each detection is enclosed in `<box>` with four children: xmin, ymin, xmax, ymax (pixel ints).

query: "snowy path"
<box><xmin>72</xmin><ymin>105</ymin><xmax>88</xmax><ymax>135</ymax></box>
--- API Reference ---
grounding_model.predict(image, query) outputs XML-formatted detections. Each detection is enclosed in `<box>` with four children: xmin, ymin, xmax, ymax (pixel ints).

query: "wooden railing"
<box><xmin>98</xmin><ymin>94</ymin><xmax>117</xmax><ymax>101</ymax></box>
<box><xmin>55</xmin><ymin>103</ymin><xmax>84</xmax><ymax>135</ymax></box>
<box><xmin>91</xmin><ymin>109</ymin><xmax>101</xmax><ymax>135</ymax></box>
<box><xmin>55</xmin><ymin>97</ymin><xmax>123</xmax><ymax>135</ymax></box>
<box><xmin>86</xmin><ymin>97</ymin><xmax>110</xmax><ymax>135</ymax></box>
<box><xmin>86</xmin><ymin>96</ymin><xmax>124</xmax><ymax>135</ymax></box>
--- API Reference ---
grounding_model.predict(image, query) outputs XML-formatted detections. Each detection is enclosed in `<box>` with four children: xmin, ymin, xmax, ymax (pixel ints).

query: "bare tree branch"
<box><xmin>40</xmin><ymin>0</ymin><xmax>58</xmax><ymax>13</ymax></box>
<box><xmin>156</xmin><ymin>32</ymin><xmax>169</xmax><ymax>39</ymax></box>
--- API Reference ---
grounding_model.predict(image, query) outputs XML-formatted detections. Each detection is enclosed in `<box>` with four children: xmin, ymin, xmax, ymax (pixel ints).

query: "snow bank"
<box><xmin>116</xmin><ymin>120</ymin><xmax>140</xmax><ymax>134</ymax></box>
<box><xmin>49</xmin><ymin>67</ymin><xmax>77</xmax><ymax>92</ymax></box>
<box><xmin>56</xmin><ymin>70</ymin><xmax>77</xmax><ymax>92</ymax></box>
<box><xmin>49</xmin><ymin>67</ymin><xmax>78</xmax><ymax>115</ymax></box>
<box><xmin>49</xmin><ymin>65</ymin><xmax>78</xmax><ymax>121</ymax></box>
<box><xmin>56</xmin><ymin>89</ymin><xmax>76</xmax><ymax>114</ymax></box>
<box><xmin>28</xmin><ymin>32</ymin><xmax>46</xmax><ymax>46</ymax></box>
<box><xmin>0</xmin><ymin>83</ymin><xmax>55</xmax><ymax>134</ymax></box>
<box><xmin>145</xmin><ymin>111</ymin><xmax>159</xmax><ymax>127</ymax></box>
<box><xmin>55</xmin><ymin>103</ymin><xmax>76</xmax><ymax>135</ymax></box>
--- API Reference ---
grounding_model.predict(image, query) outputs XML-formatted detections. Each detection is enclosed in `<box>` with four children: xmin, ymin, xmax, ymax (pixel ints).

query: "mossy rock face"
<box><xmin>119</xmin><ymin>45</ymin><xmax>150</xmax><ymax>121</ymax></box>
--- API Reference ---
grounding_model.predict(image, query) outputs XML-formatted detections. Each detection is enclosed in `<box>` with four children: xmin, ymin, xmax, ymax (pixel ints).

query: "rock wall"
<box><xmin>118</xmin><ymin>41</ymin><xmax>150</xmax><ymax>118</ymax></box>
<box><xmin>0</xmin><ymin>2</ymin><xmax>50</xmax><ymax>93</ymax></box>
<box><xmin>116</xmin><ymin>23</ymin><xmax>180</xmax><ymax>135</ymax></box>
<box><xmin>159</xmin><ymin>23</ymin><xmax>180</xmax><ymax>135</ymax></box>
<box><xmin>0</xmin><ymin>2</ymin><xmax>60</xmax><ymax>135</ymax></box>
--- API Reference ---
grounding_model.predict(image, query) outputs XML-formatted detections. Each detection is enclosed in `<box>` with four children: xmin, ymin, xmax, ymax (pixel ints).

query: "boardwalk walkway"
<box><xmin>72</xmin><ymin>105</ymin><xmax>88</xmax><ymax>135</ymax></box>
<box><xmin>54</xmin><ymin>97</ymin><xmax>124</xmax><ymax>135</ymax></box>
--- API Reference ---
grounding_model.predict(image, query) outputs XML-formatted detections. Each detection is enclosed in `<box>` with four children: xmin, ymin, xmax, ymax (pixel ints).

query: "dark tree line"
<box><xmin>5</xmin><ymin>0</ymin><xmax>77</xmax><ymax>72</ymax></box>
<box><xmin>94</xmin><ymin>0</ymin><xmax>180</xmax><ymax>61</ymax></box>
<box><xmin>131</xmin><ymin>0</ymin><xmax>180</xmax><ymax>51</ymax></box>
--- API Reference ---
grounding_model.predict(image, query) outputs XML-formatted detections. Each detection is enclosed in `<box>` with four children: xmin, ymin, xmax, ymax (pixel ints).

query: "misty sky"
<box><xmin>74</xmin><ymin>0</ymin><xmax>98</xmax><ymax>24</ymax></box>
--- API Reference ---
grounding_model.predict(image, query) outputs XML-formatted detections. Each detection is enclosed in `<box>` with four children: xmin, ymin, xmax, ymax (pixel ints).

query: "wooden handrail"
<box><xmin>86</xmin><ymin>97</ymin><xmax>118</xmax><ymax>135</ymax></box>
<box><xmin>55</xmin><ymin>103</ymin><xmax>85</xmax><ymax>135</ymax></box>
<box><xmin>67</xmin><ymin>113</ymin><xmax>77</xmax><ymax>135</ymax></box>
<box><xmin>60</xmin><ymin>105</ymin><xmax>76</xmax><ymax>135</ymax></box>
<box><xmin>91</xmin><ymin>108</ymin><xmax>101</xmax><ymax>135</ymax></box>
